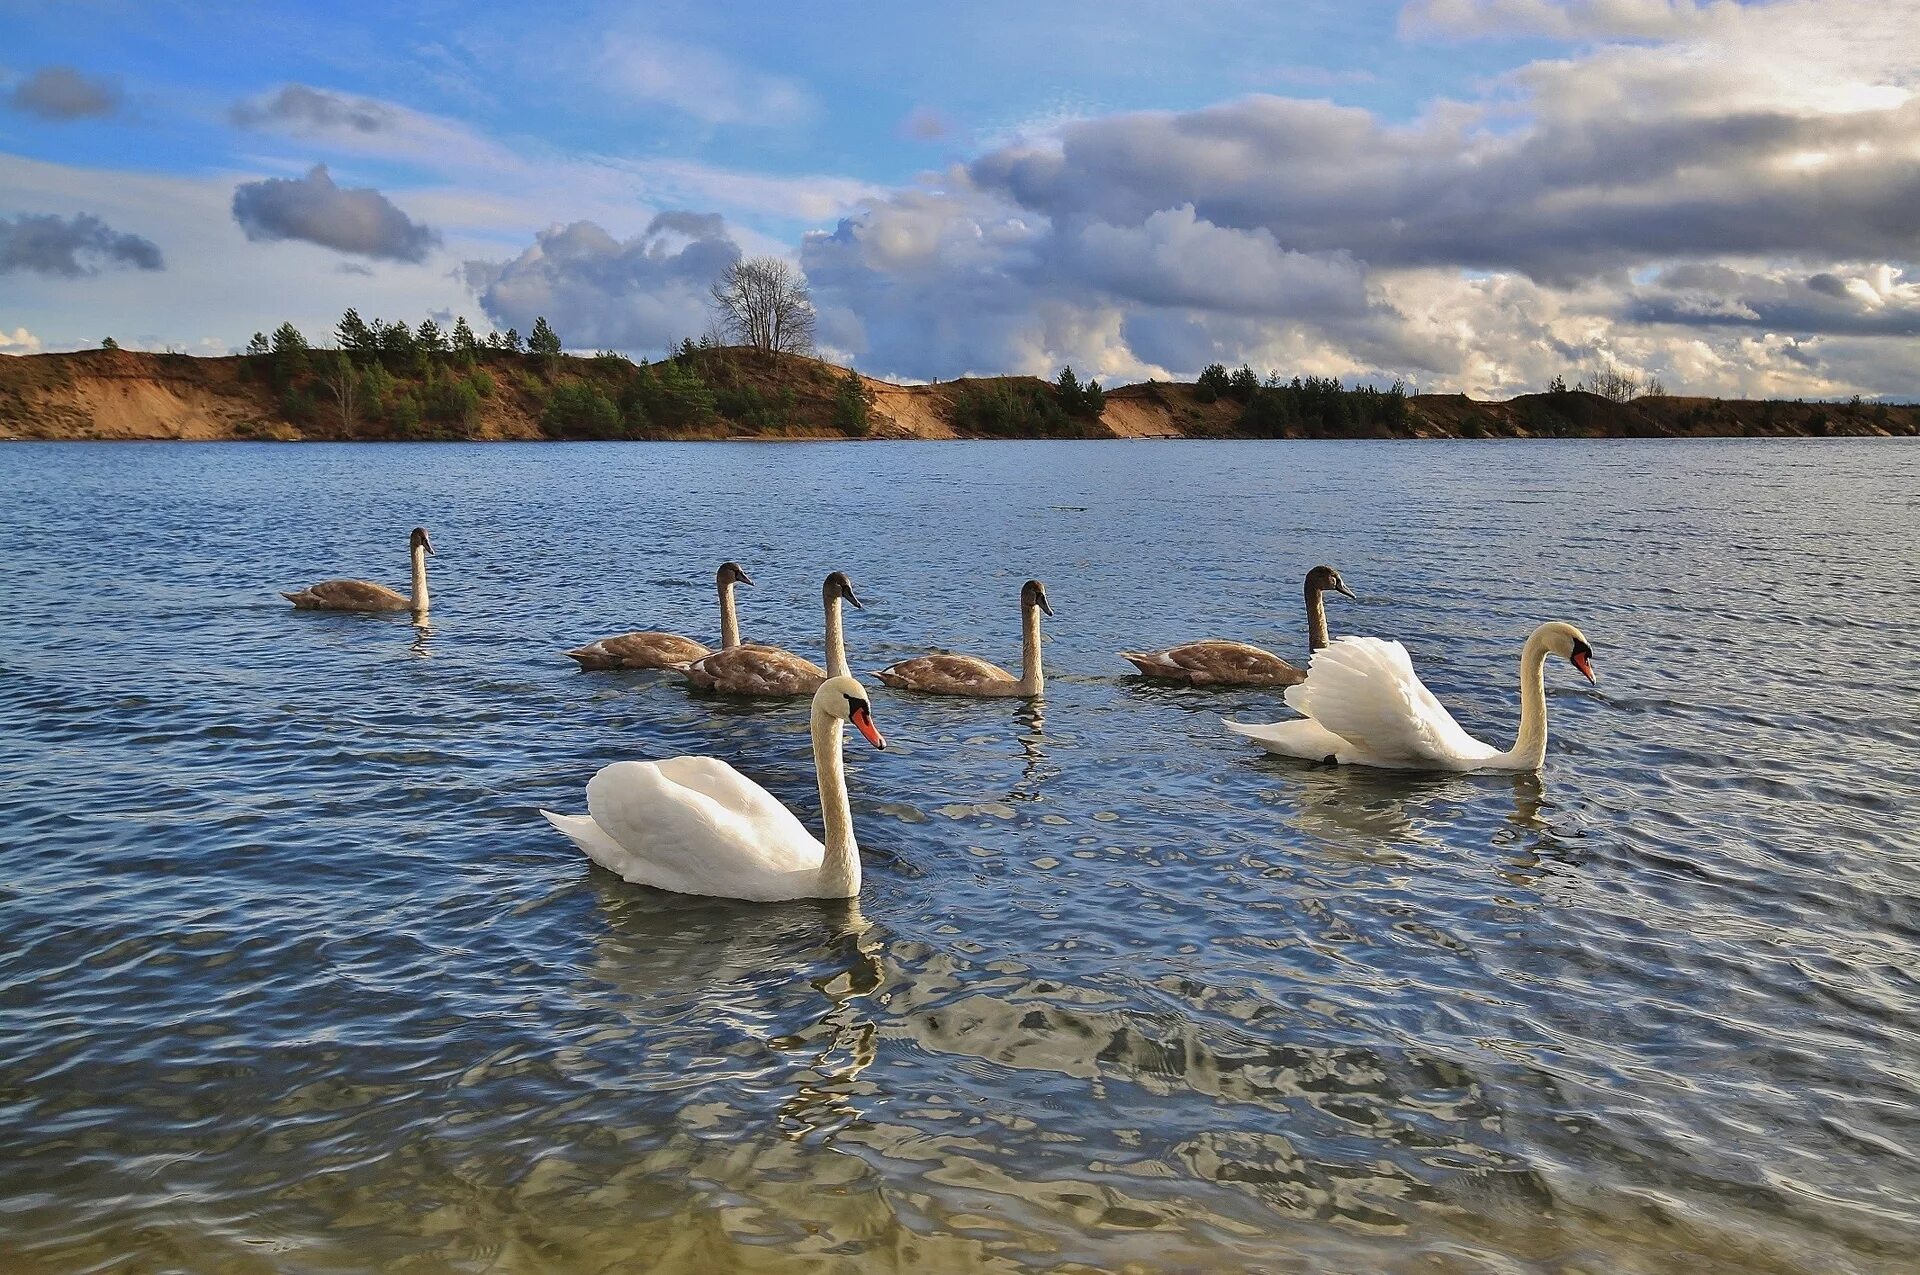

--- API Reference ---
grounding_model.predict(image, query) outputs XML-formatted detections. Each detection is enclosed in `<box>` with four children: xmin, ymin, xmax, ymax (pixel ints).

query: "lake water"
<box><xmin>1</xmin><ymin>439</ymin><xmax>1916</xmax><ymax>1274</ymax></box>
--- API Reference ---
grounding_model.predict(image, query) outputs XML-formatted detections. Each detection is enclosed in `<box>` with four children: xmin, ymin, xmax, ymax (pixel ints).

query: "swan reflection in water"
<box><xmin>769</xmin><ymin>900</ymin><xmax>884</xmax><ymax>1140</ymax></box>
<box><xmin>409</xmin><ymin>615</ymin><xmax>433</xmax><ymax>657</ymax></box>
<box><xmin>1008</xmin><ymin>698</ymin><xmax>1050</xmax><ymax>802</ymax></box>
<box><xmin>1255</xmin><ymin>759</ymin><xmax>1574</xmax><ymax>882</ymax></box>
<box><xmin>586</xmin><ymin>878</ymin><xmax>885</xmax><ymax>1139</ymax></box>
<box><xmin>580</xmin><ymin>869</ymin><xmax>1537</xmax><ymax>1248</ymax></box>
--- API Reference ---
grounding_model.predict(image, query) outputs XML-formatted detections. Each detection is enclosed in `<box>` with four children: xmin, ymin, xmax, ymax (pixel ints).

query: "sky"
<box><xmin>2</xmin><ymin>0</ymin><xmax>1917</xmax><ymax>397</ymax></box>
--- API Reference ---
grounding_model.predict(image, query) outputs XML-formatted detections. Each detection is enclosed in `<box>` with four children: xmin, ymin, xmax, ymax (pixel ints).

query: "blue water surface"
<box><xmin>1</xmin><ymin>439</ymin><xmax>1916</xmax><ymax>1273</ymax></box>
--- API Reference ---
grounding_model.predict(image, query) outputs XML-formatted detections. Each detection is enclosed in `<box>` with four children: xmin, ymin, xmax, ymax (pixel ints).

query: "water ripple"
<box><xmin>1</xmin><ymin>439</ymin><xmax>1917</xmax><ymax>1273</ymax></box>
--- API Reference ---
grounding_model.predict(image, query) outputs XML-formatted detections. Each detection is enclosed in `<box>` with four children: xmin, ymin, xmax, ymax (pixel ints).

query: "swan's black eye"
<box><xmin>1572</xmin><ymin>639</ymin><xmax>1592</xmax><ymax>658</ymax></box>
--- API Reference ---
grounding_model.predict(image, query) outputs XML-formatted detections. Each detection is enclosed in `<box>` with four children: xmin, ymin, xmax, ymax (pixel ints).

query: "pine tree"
<box><xmin>503</xmin><ymin>327</ymin><xmax>522</xmax><ymax>353</ymax></box>
<box><xmin>336</xmin><ymin>308</ymin><xmax>375</xmax><ymax>355</ymax></box>
<box><xmin>1196</xmin><ymin>363</ymin><xmax>1230</xmax><ymax>403</ymax></box>
<box><xmin>246</xmin><ymin>332</ymin><xmax>270</xmax><ymax>357</ymax></box>
<box><xmin>416</xmin><ymin>318</ymin><xmax>447</xmax><ymax>354</ymax></box>
<box><xmin>451</xmin><ymin>316</ymin><xmax>478</xmax><ymax>353</ymax></box>
<box><xmin>270</xmin><ymin>322</ymin><xmax>309</xmax><ymax>355</ymax></box>
<box><xmin>267</xmin><ymin>322</ymin><xmax>309</xmax><ymax>387</ymax></box>
<box><xmin>379</xmin><ymin>319</ymin><xmax>414</xmax><ymax>352</ymax></box>
<box><xmin>1082</xmin><ymin>378</ymin><xmax>1104</xmax><ymax>417</ymax></box>
<box><xmin>528</xmin><ymin>316</ymin><xmax>561</xmax><ymax>361</ymax></box>
<box><xmin>832</xmin><ymin>366</ymin><xmax>873</xmax><ymax>435</ymax></box>
<box><xmin>1056</xmin><ymin>365</ymin><xmax>1082</xmax><ymax>404</ymax></box>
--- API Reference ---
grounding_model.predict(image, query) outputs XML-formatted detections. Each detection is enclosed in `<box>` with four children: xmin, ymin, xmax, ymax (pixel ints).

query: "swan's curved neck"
<box><xmin>718</xmin><ymin>579</ymin><xmax>740</xmax><ymax>648</ymax></box>
<box><xmin>1018</xmin><ymin>601</ymin><xmax>1045</xmax><ymax>695</ymax></box>
<box><xmin>823</xmin><ymin>592</ymin><xmax>849</xmax><ymax>679</ymax></box>
<box><xmin>409</xmin><ymin>542</ymin><xmax>429</xmax><ymax>615</ymax></box>
<box><xmin>1305</xmin><ymin>578</ymin><xmax>1330</xmax><ymax>651</ymax></box>
<box><xmin>1501</xmin><ymin>632</ymin><xmax>1552</xmax><ymax>770</ymax></box>
<box><xmin>811</xmin><ymin>709</ymin><xmax>859</xmax><ymax>897</ymax></box>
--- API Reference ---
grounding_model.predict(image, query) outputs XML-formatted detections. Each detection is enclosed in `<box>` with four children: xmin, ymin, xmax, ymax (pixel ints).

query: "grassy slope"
<box><xmin>2</xmin><ymin>347</ymin><xmax>1914</xmax><ymax>441</ymax></box>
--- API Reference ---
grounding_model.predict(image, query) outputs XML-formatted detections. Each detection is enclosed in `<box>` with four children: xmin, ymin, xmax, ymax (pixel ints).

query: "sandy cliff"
<box><xmin>2</xmin><ymin>348</ymin><xmax>1912</xmax><ymax>442</ymax></box>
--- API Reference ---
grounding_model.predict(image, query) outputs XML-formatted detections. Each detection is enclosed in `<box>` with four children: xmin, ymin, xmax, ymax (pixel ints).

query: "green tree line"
<box><xmin>1196</xmin><ymin>362</ymin><xmax>1409</xmax><ymax>435</ymax></box>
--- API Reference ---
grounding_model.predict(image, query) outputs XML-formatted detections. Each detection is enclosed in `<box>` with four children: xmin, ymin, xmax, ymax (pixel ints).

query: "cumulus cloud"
<box><xmin>230</xmin><ymin>164</ymin><xmax>440</xmax><ymax>262</ymax></box>
<box><xmin>1067</xmin><ymin>206</ymin><xmax>1370</xmax><ymax>317</ymax></box>
<box><xmin>966</xmin><ymin>88</ymin><xmax>1920</xmax><ymax>283</ymax></box>
<box><xmin>802</xmin><ymin>0</ymin><xmax>1920</xmax><ymax>396</ymax></box>
<box><xmin>0</xmin><ymin>326</ymin><xmax>44</xmax><ymax>355</ymax></box>
<box><xmin>8</xmin><ymin>66</ymin><xmax>122</xmax><ymax>120</ymax></box>
<box><xmin>230</xmin><ymin>84</ymin><xmax>395</xmax><ymax>134</ymax></box>
<box><xmin>1624</xmin><ymin>263</ymin><xmax>1920</xmax><ymax>336</ymax></box>
<box><xmin>0</xmin><ymin>212</ymin><xmax>164</xmax><ymax>276</ymax></box>
<box><xmin>461</xmin><ymin>213</ymin><xmax>742</xmax><ymax>352</ymax></box>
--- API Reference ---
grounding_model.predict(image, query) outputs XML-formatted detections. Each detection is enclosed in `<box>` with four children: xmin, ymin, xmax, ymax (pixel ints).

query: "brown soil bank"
<box><xmin>2</xmin><ymin>348</ymin><xmax>1914</xmax><ymax>441</ymax></box>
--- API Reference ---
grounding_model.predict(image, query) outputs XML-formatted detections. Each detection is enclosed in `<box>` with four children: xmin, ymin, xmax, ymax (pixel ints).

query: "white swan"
<box><xmin>283</xmin><ymin>527</ymin><xmax>433</xmax><ymax>613</ymax></box>
<box><xmin>540</xmin><ymin>675</ymin><xmax>887</xmax><ymax>901</ymax></box>
<box><xmin>1225</xmin><ymin>621</ymin><xmax>1596</xmax><ymax>771</ymax></box>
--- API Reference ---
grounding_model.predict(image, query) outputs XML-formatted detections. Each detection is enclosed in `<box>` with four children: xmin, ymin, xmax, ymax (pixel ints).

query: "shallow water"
<box><xmin>1</xmin><ymin>438</ymin><xmax>1916</xmax><ymax>1274</ymax></box>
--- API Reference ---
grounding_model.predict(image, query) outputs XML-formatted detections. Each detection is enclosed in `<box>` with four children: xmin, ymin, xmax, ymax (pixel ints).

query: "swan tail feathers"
<box><xmin>1224</xmin><ymin>716</ymin><xmax>1347</xmax><ymax>761</ymax></box>
<box><xmin>539</xmin><ymin>809</ymin><xmax>631</xmax><ymax>875</ymax></box>
<box><xmin>539</xmin><ymin>808</ymin><xmax>592</xmax><ymax>842</ymax></box>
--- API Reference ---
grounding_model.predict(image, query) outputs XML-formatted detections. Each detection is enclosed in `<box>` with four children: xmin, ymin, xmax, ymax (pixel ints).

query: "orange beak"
<box><xmin>851</xmin><ymin>704</ymin><xmax>887</xmax><ymax>750</ymax></box>
<box><xmin>1571</xmin><ymin>650</ymin><xmax>1597</xmax><ymax>684</ymax></box>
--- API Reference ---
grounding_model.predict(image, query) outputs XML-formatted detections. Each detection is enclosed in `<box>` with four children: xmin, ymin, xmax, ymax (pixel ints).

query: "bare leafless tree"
<box><xmin>320</xmin><ymin>350</ymin><xmax>359</xmax><ymax>430</ymax></box>
<box><xmin>710</xmin><ymin>257</ymin><xmax>816</xmax><ymax>356</ymax></box>
<box><xmin>1584</xmin><ymin>362</ymin><xmax>1642</xmax><ymax>404</ymax></box>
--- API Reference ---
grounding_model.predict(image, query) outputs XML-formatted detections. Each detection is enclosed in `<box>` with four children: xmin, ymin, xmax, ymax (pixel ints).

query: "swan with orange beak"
<box><xmin>541</xmin><ymin>675</ymin><xmax>889</xmax><ymax>900</ymax></box>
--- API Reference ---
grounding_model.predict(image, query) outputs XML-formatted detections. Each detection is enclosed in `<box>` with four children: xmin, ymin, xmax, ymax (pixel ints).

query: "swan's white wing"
<box><xmin>652</xmin><ymin>755</ymin><xmax>819</xmax><ymax>857</ymax></box>
<box><xmin>1280</xmin><ymin>637</ymin><xmax>1498</xmax><ymax>768</ymax></box>
<box><xmin>578</xmin><ymin>758</ymin><xmax>823</xmax><ymax>898</ymax></box>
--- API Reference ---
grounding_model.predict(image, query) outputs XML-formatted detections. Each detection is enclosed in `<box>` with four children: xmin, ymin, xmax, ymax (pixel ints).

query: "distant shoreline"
<box><xmin>3</xmin><ymin>348</ymin><xmax>1912</xmax><ymax>443</ymax></box>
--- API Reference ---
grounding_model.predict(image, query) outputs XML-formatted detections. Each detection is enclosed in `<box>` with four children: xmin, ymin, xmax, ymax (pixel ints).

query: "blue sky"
<box><xmin>4</xmin><ymin>0</ymin><xmax>1918</xmax><ymax>396</ymax></box>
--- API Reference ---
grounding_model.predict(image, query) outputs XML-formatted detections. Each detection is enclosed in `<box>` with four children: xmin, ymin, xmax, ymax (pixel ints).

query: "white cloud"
<box><xmin>597</xmin><ymin>35</ymin><xmax>814</xmax><ymax>127</ymax></box>
<box><xmin>0</xmin><ymin>326</ymin><xmax>44</xmax><ymax>354</ymax></box>
<box><xmin>802</xmin><ymin>0</ymin><xmax>1920</xmax><ymax>396</ymax></box>
<box><xmin>461</xmin><ymin>214</ymin><xmax>742</xmax><ymax>353</ymax></box>
<box><xmin>1400</xmin><ymin>0</ymin><xmax>1742</xmax><ymax>41</ymax></box>
<box><xmin>227</xmin><ymin>83</ymin><xmax>523</xmax><ymax>172</ymax></box>
<box><xmin>0</xmin><ymin>152</ymin><xmax>474</xmax><ymax>353</ymax></box>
